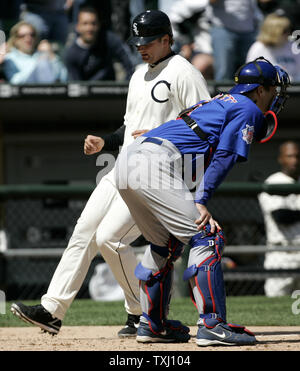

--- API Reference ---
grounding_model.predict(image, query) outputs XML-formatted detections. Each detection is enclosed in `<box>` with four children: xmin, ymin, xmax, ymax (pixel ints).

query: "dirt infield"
<box><xmin>0</xmin><ymin>325</ymin><xmax>300</xmax><ymax>351</ymax></box>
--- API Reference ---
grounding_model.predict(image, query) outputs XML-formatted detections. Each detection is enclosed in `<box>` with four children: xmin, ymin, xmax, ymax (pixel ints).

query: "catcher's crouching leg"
<box><xmin>184</xmin><ymin>226</ymin><xmax>256</xmax><ymax>346</ymax></box>
<box><xmin>184</xmin><ymin>226</ymin><xmax>226</xmax><ymax>327</ymax></box>
<box><xmin>135</xmin><ymin>236</ymin><xmax>190</xmax><ymax>343</ymax></box>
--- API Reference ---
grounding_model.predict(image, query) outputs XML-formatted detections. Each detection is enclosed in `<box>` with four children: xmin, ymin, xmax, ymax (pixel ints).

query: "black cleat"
<box><xmin>11</xmin><ymin>302</ymin><xmax>61</xmax><ymax>335</ymax></box>
<box><xmin>117</xmin><ymin>314</ymin><xmax>140</xmax><ymax>338</ymax></box>
<box><xmin>136</xmin><ymin>320</ymin><xmax>190</xmax><ymax>343</ymax></box>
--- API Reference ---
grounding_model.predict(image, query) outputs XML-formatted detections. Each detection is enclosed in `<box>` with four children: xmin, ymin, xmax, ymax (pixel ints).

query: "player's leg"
<box><xmin>115</xmin><ymin>190</ymin><xmax>190</xmax><ymax>342</ymax></box>
<box><xmin>184</xmin><ymin>228</ymin><xmax>227</xmax><ymax>322</ymax></box>
<box><xmin>11</xmin><ymin>175</ymin><xmax>117</xmax><ymax>333</ymax></box>
<box><xmin>117</xmin><ymin>139</ymin><xmax>256</xmax><ymax>346</ymax></box>
<box><xmin>135</xmin><ymin>237</ymin><xmax>190</xmax><ymax>343</ymax></box>
<box><xmin>129</xmin><ymin>142</ymin><xmax>256</xmax><ymax>345</ymax></box>
<box><xmin>115</xmin><ymin>194</ymin><xmax>192</xmax><ymax>342</ymax></box>
<box><xmin>124</xmin><ymin>181</ymin><xmax>219</xmax><ymax>344</ymax></box>
<box><xmin>116</xmin><ymin>140</ymin><xmax>197</xmax><ymax>342</ymax></box>
<box><xmin>184</xmin><ymin>228</ymin><xmax>256</xmax><ymax>346</ymax></box>
<box><xmin>41</xmin><ymin>176</ymin><xmax>119</xmax><ymax>319</ymax></box>
<box><xmin>95</xmin><ymin>192</ymin><xmax>142</xmax><ymax>337</ymax></box>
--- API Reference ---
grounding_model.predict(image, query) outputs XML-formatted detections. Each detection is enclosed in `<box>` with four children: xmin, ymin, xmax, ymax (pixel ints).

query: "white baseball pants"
<box><xmin>41</xmin><ymin>169</ymin><xmax>141</xmax><ymax>320</ymax></box>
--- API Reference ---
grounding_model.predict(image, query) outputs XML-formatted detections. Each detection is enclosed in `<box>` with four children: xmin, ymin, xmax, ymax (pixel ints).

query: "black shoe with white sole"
<box><xmin>117</xmin><ymin>314</ymin><xmax>140</xmax><ymax>338</ymax></box>
<box><xmin>136</xmin><ymin>320</ymin><xmax>190</xmax><ymax>343</ymax></box>
<box><xmin>11</xmin><ymin>302</ymin><xmax>61</xmax><ymax>335</ymax></box>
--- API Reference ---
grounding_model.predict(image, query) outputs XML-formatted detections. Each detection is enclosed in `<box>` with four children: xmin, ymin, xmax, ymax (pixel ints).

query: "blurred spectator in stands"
<box><xmin>169</xmin><ymin>0</ymin><xmax>214</xmax><ymax>80</ymax></box>
<box><xmin>64</xmin><ymin>6</ymin><xmax>135</xmax><ymax>81</ymax></box>
<box><xmin>72</xmin><ymin>1</ymin><xmax>131</xmax><ymax>51</ymax></box>
<box><xmin>3</xmin><ymin>21</ymin><xmax>68</xmax><ymax>84</ymax></box>
<box><xmin>257</xmin><ymin>0</ymin><xmax>300</xmax><ymax>31</ymax></box>
<box><xmin>72</xmin><ymin>0</ymin><xmax>112</xmax><ymax>30</ymax></box>
<box><xmin>258</xmin><ymin>141</ymin><xmax>300</xmax><ymax>297</ymax></box>
<box><xmin>110</xmin><ymin>0</ymin><xmax>131</xmax><ymax>43</ymax></box>
<box><xmin>19</xmin><ymin>0</ymin><xmax>74</xmax><ymax>47</ymax></box>
<box><xmin>246</xmin><ymin>13</ymin><xmax>300</xmax><ymax>82</ymax></box>
<box><xmin>208</xmin><ymin>0</ymin><xmax>263</xmax><ymax>81</ymax></box>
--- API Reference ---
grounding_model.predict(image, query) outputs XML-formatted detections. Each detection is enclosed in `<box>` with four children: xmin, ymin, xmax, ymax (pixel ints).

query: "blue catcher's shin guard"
<box><xmin>135</xmin><ymin>235</ymin><xmax>184</xmax><ymax>334</ymax></box>
<box><xmin>184</xmin><ymin>226</ymin><xmax>227</xmax><ymax>328</ymax></box>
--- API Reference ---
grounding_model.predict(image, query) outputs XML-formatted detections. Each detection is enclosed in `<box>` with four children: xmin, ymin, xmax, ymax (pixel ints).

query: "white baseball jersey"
<box><xmin>123</xmin><ymin>54</ymin><xmax>211</xmax><ymax>147</ymax></box>
<box><xmin>258</xmin><ymin>171</ymin><xmax>300</xmax><ymax>246</ymax></box>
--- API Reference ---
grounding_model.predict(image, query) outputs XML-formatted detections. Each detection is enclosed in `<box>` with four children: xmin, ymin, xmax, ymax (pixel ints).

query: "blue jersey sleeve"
<box><xmin>195</xmin><ymin>150</ymin><xmax>239</xmax><ymax>205</ymax></box>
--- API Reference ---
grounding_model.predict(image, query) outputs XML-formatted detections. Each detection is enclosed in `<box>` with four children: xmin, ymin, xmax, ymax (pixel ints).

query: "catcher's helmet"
<box><xmin>229</xmin><ymin>57</ymin><xmax>290</xmax><ymax>116</ymax></box>
<box><xmin>229</xmin><ymin>57</ymin><xmax>290</xmax><ymax>144</ymax></box>
<box><xmin>229</xmin><ymin>57</ymin><xmax>280</xmax><ymax>95</ymax></box>
<box><xmin>128</xmin><ymin>10</ymin><xmax>173</xmax><ymax>46</ymax></box>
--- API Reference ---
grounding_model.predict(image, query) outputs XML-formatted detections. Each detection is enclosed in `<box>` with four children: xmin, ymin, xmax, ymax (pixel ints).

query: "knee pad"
<box><xmin>135</xmin><ymin>236</ymin><xmax>184</xmax><ymax>333</ymax></box>
<box><xmin>184</xmin><ymin>226</ymin><xmax>226</xmax><ymax>324</ymax></box>
<box><xmin>189</xmin><ymin>225</ymin><xmax>225</xmax><ymax>257</ymax></box>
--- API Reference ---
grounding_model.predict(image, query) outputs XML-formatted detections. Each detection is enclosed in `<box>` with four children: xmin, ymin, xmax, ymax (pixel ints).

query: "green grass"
<box><xmin>1</xmin><ymin>296</ymin><xmax>299</xmax><ymax>328</ymax></box>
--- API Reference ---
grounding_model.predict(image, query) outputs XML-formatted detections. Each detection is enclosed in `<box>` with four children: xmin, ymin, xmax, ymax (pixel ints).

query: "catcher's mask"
<box><xmin>229</xmin><ymin>57</ymin><xmax>290</xmax><ymax>143</ymax></box>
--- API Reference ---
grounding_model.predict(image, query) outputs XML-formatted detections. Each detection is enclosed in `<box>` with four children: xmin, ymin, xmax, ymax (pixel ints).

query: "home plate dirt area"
<box><xmin>0</xmin><ymin>326</ymin><xmax>300</xmax><ymax>351</ymax></box>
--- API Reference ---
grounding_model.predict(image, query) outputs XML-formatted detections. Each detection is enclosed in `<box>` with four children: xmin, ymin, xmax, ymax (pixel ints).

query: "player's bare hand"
<box><xmin>84</xmin><ymin>135</ymin><xmax>104</xmax><ymax>155</ymax></box>
<box><xmin>195</xmin><ymin>203</ymin><xmax>221</xmax><ymax>234</ymax></box>
<box><xmin>131</xmin><ymin>129</ymin><xmax>149</xmax><ymax>139</ymax></box>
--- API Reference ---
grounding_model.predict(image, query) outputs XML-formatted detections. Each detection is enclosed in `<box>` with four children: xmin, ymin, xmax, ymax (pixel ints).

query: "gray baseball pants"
<box><xmin>115</xmin><ymin>136</ymin><xmax>215</xmax><ymax>323</ymax></box>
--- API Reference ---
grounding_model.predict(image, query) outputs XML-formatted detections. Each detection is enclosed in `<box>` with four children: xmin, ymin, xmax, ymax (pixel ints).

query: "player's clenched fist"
<box><xmin>84</xmin><ymin>135</ymin><xmax>105</xmax><ymax>155</ymax></box>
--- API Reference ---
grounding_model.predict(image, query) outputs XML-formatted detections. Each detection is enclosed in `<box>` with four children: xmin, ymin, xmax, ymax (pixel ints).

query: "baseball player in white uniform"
<box><xmin>11</xmin><ymin>10</ymin><xmax>211</xmax><ymax>337</ymax></box>
<box><xmin>258</xmin><ymin>141</ymin><xmax>300</xmax><ymax>297</ymax></box>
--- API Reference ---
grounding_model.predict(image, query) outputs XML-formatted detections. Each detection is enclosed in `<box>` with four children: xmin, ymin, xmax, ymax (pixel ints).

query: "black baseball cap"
<box><xmin>128</xmin><ymin>10</ymin><xmax>173</xmax><ymax>46</ymax></box>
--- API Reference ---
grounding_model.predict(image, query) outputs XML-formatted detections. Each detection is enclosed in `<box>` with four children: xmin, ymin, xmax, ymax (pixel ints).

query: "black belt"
<box><xmin>180</xmin><ymin>113</ymin><xmax>208</xmax><ymax>141</ymax></box>
<box><xmin>142</xmin><ymin>137</ymin><xmax>163</xmax><ymax>146</ymax></box>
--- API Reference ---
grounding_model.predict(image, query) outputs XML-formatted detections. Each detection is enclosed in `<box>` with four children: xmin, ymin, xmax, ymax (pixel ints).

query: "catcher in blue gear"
<box><xmin>115</xmin><ymin>57</ymin><xmax>290</xmax><ymax>346</ymax></box>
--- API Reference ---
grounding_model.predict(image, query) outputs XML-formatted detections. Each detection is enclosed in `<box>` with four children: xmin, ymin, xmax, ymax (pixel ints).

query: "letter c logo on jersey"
<box><xmin>151</xmin><ymin>80</ymin><xmax>171</xmax><ymax>103</ymax></box>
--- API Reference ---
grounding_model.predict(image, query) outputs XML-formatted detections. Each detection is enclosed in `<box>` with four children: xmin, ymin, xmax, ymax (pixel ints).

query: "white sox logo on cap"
<box><xmin>133</xmin><ymin>23</ymin><xmax>139</xmax><ymax>35</ymax></box>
